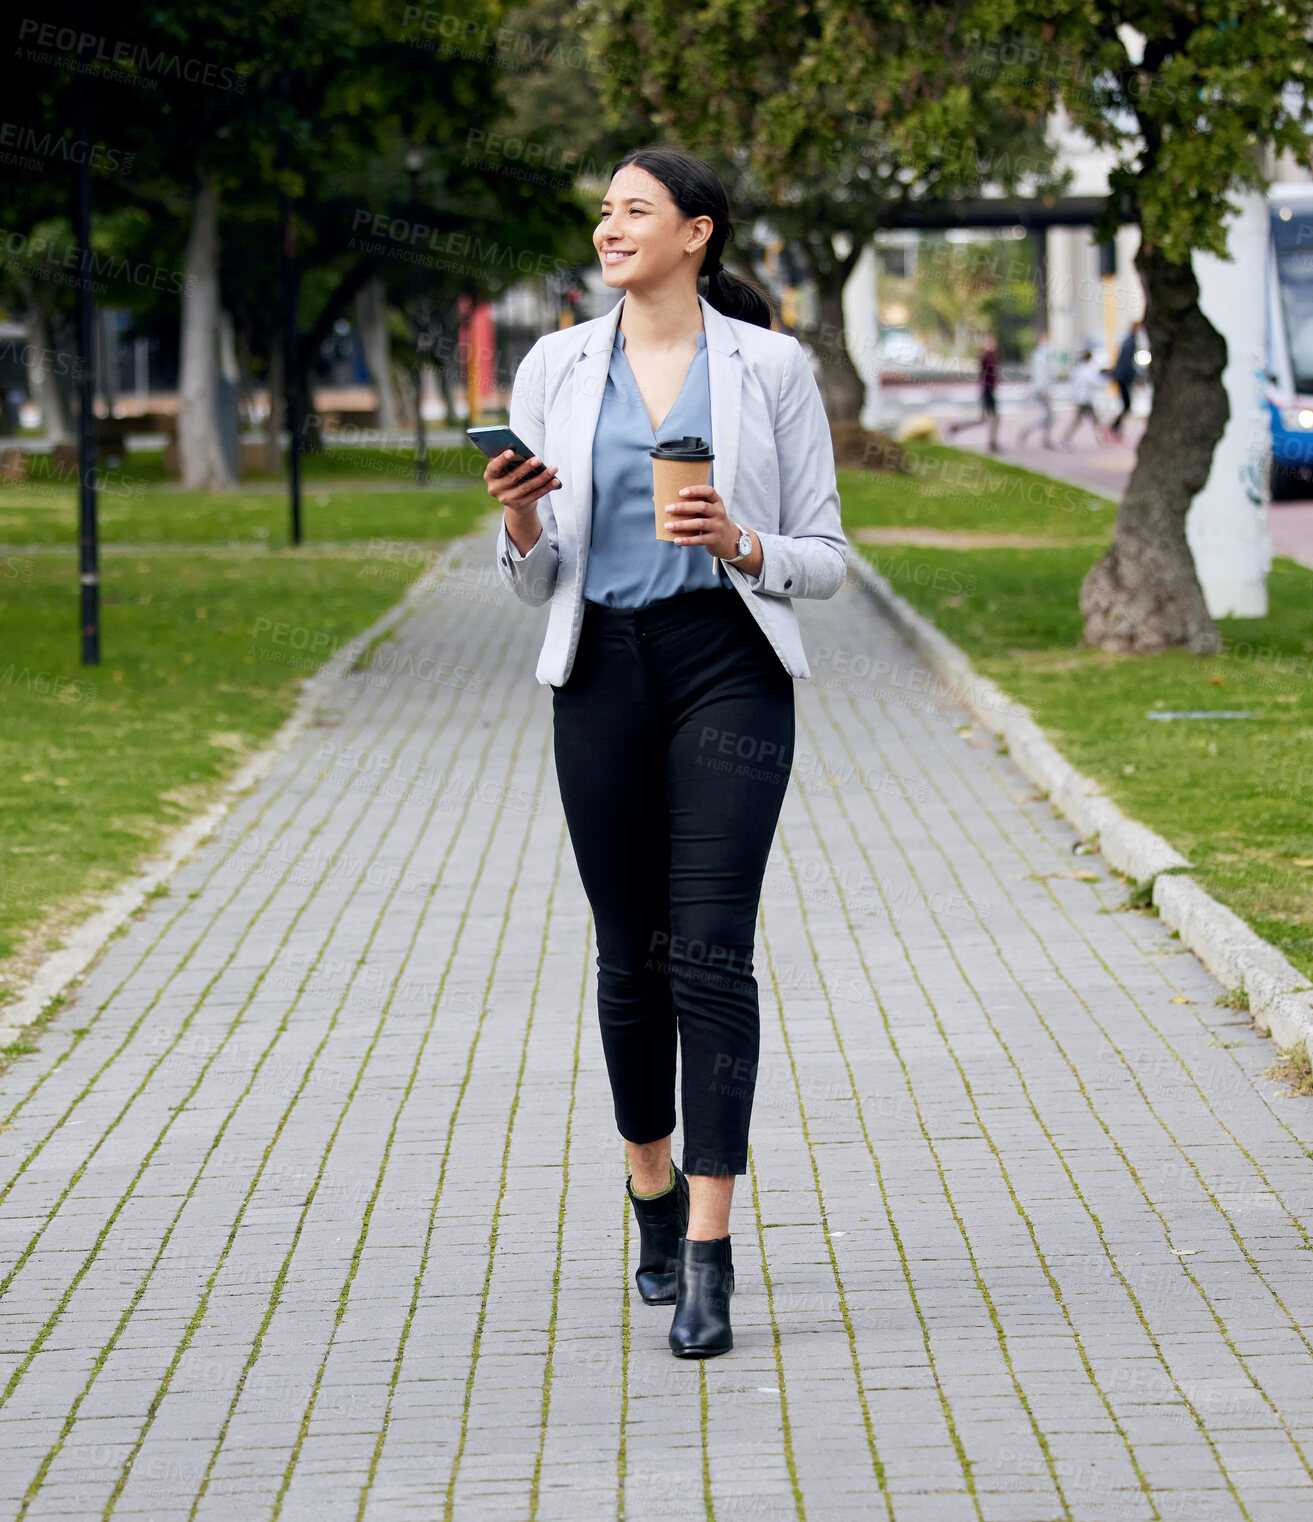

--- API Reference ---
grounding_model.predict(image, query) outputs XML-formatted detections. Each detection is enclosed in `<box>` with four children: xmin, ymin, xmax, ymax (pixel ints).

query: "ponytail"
<box><xmin>612</xmin><ymin>145</ymin><xmax>776</xmax><ymax>330</ymax></box>
<box><xmin>700</xmin><ymin>254</ymin><xmax>774</xmax><ymax>329</ymax></box>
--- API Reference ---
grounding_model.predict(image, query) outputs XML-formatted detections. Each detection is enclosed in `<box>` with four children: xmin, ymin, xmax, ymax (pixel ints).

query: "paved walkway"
<box><xmin>976</xmin><ymin>406</ymin><xmax>1146</xmax><ymax>499</ymax></box>
<box><xmin>4</xmin><ymin>523</ymin><xmax>1313</xmax><ymax>1521</ymax></box>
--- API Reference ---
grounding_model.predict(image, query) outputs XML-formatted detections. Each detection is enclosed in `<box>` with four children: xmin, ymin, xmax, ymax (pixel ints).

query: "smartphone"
<box><xmin>466</xmin><ymin>425</ymin><xmax>546</xmax><ymax>480</ymax></box>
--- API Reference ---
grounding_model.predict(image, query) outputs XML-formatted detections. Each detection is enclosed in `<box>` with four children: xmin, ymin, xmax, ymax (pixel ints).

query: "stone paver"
<box><xmin>3</xmin><ymin>522</ymin><xmax>1313</xmax><ymax>1521</ymax></box>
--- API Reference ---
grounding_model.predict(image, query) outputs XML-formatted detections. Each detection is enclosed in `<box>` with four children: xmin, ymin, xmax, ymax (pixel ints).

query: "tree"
<box><xmin>355</xmin><ymin>278</ymin><xmax>399</xmax><ymax>435</ymax></box>
<box><xmin>0</xmin><ymin>60</ymin><xmax>166</xmax><ymax>452</ymax></box>
<box><xmin>967</xmin><ymin>1</ymin><xmax>1313</xmax><ymax>652</ymax></box>
<box><xmin>907</xmin><ymin>233</ymin><xmax>1038</xmax><ymax>356</ymax></box>
<box><xmin>575</xmin><ymin>0</ymin><xmax>1063</xmax><ymax>421</ymax></box>
<box><xmin>217</xmin><ymin>3</ymin><xmax>597</xmax><ymax>460</ymax></box>
<box><xmin>0</xmin><ymin>0</ymin><xmax>593</xmax><ymax>489</ymax></box>
<box><xmin>178</xmin><ymin>179</ymin><xmax>234</xmax><ymax>488</ymax></box>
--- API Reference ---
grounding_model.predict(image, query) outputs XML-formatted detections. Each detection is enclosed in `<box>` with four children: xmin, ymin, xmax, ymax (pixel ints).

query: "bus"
<box><xmin>1268</xmin><ymin>182</ymin><xmax>1313</xmax><ymax>498</ymax></box>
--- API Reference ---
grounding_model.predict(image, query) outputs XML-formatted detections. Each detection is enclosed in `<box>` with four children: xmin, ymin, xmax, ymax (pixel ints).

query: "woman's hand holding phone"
<box><xmin>483</xmin><ymin>450</ymin><xmax>561</xmax><ymax>556</ymax></box>
<box><xmin>484</xmin><ymin>450</ymin><xmax>560</xmax><ymax>514</ymax></box>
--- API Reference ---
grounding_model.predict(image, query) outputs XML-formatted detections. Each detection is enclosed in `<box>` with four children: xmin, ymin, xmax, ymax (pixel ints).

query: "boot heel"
<box><xmin>669</xmin><ymin>1236</ymin><xmax>734</xmax><ymax>1358</ymax></box>
<box><xmin>627</xmin><ymin>1167</ymin><xmax>690</xmax><ymax>1305</ymax></box>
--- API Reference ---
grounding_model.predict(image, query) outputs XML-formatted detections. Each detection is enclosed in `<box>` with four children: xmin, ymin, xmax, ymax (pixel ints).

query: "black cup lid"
<box><xmin>650</xmin><ymin>435</ymin><xmax>713</xmax><ymax>461</ymax></box>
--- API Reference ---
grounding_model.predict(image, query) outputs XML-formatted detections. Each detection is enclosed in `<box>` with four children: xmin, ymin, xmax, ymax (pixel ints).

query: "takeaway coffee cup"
<box><xmin>651</xmin><ymin>436</ymin><xmax>714</xmax><ymax>542</ymax></box>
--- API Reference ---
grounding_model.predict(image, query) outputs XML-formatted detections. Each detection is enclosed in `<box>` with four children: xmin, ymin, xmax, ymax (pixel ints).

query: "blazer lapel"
<box><xmin>702</xmin><ymin>295</ymin><xmax>743</xmax><ymax>528</ymax></box>
<box><xmin>569</xmin><ymin>297</ymin><xmax>624</xmax><ymax>560</ymax></box>
<box><xmin>568</xmin><ymin>292</ymin><xmax>743</xmax><ymax>559</ymax></box>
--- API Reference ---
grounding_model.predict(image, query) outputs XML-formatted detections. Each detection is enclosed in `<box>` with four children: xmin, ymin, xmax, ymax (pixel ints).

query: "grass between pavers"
<box><xmin>841</xmin><ymin>446</ymin><xmax>1313</xmax><ymax>983</ymax></box>
<box><xmin>0</xmin><ymin>476</ymin><xmax>490</xmax><ymax>1006</ymax></box>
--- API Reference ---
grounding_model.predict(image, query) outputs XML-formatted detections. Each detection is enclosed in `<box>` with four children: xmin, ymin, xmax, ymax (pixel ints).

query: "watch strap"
<box><xmin>724</xmin><ymin>521</ymin><xmax>752</xmax><ymax>564</ymax></box>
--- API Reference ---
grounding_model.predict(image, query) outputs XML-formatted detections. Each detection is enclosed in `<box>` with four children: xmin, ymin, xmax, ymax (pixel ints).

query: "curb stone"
<box><xmin>0</xmin><ymin>552</ymin><xmax>451</xmax><ymax>1048</ymax></box>
<box><xmin>1152</xmin><ymin>875</ymin><xmax>1313</xmax><ymax>1047</ymax></box>
<box><xmin>844</xmin><ymin>549</ymin><xmax>1313</xmax><ymax>1053</ymax></box>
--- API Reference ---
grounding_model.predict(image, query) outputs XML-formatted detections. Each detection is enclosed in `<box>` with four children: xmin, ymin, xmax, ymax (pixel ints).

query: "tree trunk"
<box><xmin>19</xmin><ymin>279</ymin><xmax>75</xmax><ymax>444</ymax></box>
<box><xmin>235</xmin><ymin>325</ymin><xmax>254</xmax><ymax>423</ymax></box>
<box><xmin>218</xmin><ymin>307</ymin><xmax>240</xmax><ymax>387</ymax></box>
<box><xmin>393</xmin><ymin>359</ymin><xmax>416</xmax><ymax>427</ymax></box>
<box><xmin>1079</xmin><ymin>244</ymin><xmax>1227</xmax><ymax>654</ymax></box>
<box><xmin>812</xmin><ymin>282</ymin><xmax>865</xmax><ymax>424</ymax></box>
<box><xmin>301</xmin><ymin>404</ymin><xmax>325</xmax><ymax>454</ymax></box>
<box><xmin>355</xmin><ymin>278</ymin><xmax>399</xmax><ymax>437</ymax></box>
<box><xmin>96</xmin><ymin>307</ymin><xmax>119</xmax><ymax>417</ymax></box>
<box><xmin>434</xmin><ymin>357</ymin><xmax>455</xmax><ymax>428</ymax></box>
<box><xmin>216</xmin><ymin>307</ymin><xmax>241</xmax><ymax>480</ymax></box>
<box><xmin>178</xmin><ymin>179</ymin><xmax>237</xmax><ymax>490</ymax></box>
<box><xmin>264</xmin><ymin>341</ymin><xmax>284</xmax><ymax>474</ymax></box>
<box><xmin>431</xmin><ymin>311</ymin><xmax>458</xmax><ymax>425</ymax></box>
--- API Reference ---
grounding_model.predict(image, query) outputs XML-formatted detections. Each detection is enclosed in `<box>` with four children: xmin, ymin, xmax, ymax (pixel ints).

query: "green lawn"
<box><xmin>841</xmin><ymin>446</ymin><xmax>1313</xmax><ymax>981</ymax></box>
<box><xmin>25</xmin><ymin>443</ymin><xmax>488</xmax><ymax>490</ymax></box>
<box><xmin>3</xmin><ymin>450</ymin><xmax>492</xmax><ymax>548</ymax></box>
<box><xmin>0</xmin><ymin>464</ymin><xmax>491</xmax><ymax>1001</ymax></box>
<box><xmin>841</xmin><ymin>442</ymin><xmax>1113</xmax><ymax>540</ymax></box>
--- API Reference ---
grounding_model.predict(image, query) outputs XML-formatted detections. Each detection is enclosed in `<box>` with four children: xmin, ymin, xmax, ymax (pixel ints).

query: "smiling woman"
<box><xmin>484</xmin><ymin>145</ymin><xmax>847</xmax><ymax>1363</ymax></box>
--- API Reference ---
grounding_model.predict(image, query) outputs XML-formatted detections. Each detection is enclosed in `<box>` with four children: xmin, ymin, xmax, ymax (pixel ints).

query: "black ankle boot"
<box><xmin>668</xmin><ymin>1236</ymin><xmax>734</xmax><ymax>1358</ymax></box>
<box><xmin>626</xmin><ymin>1166</ymin><xmax>690</xmax><ymax>1305</ymax></box>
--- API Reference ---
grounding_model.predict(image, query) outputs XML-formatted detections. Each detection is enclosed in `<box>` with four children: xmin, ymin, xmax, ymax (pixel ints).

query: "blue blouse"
<box><xmin>583</xmin><ymin>325</ymin><xmax>730</xmax><ymax>607</ymax></box>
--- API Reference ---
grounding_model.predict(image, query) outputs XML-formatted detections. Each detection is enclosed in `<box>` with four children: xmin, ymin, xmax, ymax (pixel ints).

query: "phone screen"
<box><xmin>467</xmin><ymin>427</ymin><xmax>545</xmax><ymax>479</ymax></box>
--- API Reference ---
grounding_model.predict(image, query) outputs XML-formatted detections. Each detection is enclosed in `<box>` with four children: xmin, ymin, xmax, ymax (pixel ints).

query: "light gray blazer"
<box><xmin>494</xmin><ymin>293</ymin><xmax>848</xmax><ymax>686</ymax></box>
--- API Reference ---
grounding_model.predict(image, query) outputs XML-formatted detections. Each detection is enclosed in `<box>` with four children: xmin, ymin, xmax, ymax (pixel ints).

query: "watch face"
<box><xmin>738</xmin><ymin>532</ymin><xmax>752</xmax><ymax>557</ymax></box>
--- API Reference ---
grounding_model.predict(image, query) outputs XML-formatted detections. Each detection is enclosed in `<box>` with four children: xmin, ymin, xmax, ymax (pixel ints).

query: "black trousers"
<box><xmin>1110</xmin><ymin>379</ymin><xmax>1133</xmax><ymax>436</ymax></box>
<box><xmin>551</xmin><ymin>585</ymin><xmax>795</xmax><ymax>1175</ymax></box>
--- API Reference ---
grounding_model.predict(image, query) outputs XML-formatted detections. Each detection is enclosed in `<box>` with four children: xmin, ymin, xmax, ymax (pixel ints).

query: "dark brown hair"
<box><xmin>608</xmin><ymin>146</ymin><xmax>774</xmax><ymax>329</ymax></box>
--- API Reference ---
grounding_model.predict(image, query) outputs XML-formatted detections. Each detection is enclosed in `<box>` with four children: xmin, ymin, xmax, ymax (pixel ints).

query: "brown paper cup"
<box><xmin>653</xmin><ymin>457</ymin><xmax>712</xmax><ymax>541</ymax></box>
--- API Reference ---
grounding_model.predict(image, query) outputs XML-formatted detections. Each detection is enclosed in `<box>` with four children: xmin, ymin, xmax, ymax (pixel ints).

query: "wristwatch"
<box><xmin>724</xmin><ymin>522</ymin><xmax>753</xmax><ymax>564</ymax></box>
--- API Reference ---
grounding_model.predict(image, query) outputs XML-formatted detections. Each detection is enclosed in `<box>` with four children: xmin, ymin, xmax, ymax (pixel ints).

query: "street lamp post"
<box><xmin>281</xmin><ymin>190</ymin><xmax>303</xmax><ymax>546</ymax></box>
<box><xmin>278</xmin><ymin>71</ymin><xmax>303</xmax><ymax>547</ymax></box>
<box><xmin>74</xmin><ymin>0</ymin><xmax>98</xmax><ymax>665</ymax></box>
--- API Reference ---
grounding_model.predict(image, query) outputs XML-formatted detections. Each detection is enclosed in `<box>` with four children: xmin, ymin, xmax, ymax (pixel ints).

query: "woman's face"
<box><xmin>594</xmin><ymin>165</ymin><xmax>712</xmax><ymax>292</ymax></box>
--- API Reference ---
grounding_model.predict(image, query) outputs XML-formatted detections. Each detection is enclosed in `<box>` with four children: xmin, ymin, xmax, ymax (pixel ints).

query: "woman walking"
<box><xmin>485</xmin><ymin>147</ymin><xmax>847</xmax><ymax>1359</ymax></box>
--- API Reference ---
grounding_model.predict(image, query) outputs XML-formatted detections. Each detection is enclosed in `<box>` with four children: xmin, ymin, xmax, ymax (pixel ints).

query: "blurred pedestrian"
<box><xmin>1016</xmin><ymin>329</ymin><xmax>1055</xmax><ymax>449</ymax></box>
<box><xmin>1104</xmin><ymin>322</ymin><xmax>1143</xmax><ymax>439</ymax></box>
<box><xmin>1063</xmin><ymin>349</ymin><xmax>1104</xmax><ymax>446</ymax></box>
<box><xmin>948</xmin><ymin>336</ymin><xmax>1000</xmax><ymax>452</ymax></box>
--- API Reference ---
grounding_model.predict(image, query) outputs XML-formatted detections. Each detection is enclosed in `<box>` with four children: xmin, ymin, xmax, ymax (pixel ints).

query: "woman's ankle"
<box><xmin>685</xmin><ymin>1173</ymin><xmax>735</xmax><ymax>1241</ymax></box>
<box><xmin>625</xmin><ymin>1135</ymin><xmax>674</xmax><ymax>1196</ymax></box>
<box><xmin>630</xmin><ymin>1162</ymin><xmax>676</xmax><ymax>1199</ymax></box>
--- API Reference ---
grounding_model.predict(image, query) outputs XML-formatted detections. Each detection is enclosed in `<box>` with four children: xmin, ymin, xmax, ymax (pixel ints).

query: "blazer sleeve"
<box><xmin>494</xmin><ymin>339</ymin><xmax>559</xmax><ymax>607</ymax></box>
<box><xmin>736</xmin><ymin>338</ymin><xmax>848</xmax><ymax>601</ymax></box>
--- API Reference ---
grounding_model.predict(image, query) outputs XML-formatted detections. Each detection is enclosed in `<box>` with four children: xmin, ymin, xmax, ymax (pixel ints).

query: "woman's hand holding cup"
<box><xmin>662</xmin><ymin>484</ymin><xmax>737</xmax><ymax>557</ymax></box>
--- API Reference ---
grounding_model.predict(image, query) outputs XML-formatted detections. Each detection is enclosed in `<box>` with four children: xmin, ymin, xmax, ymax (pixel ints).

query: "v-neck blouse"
<box><xmin>582</xmin><ymin>324</ymin><xmax>729</xmax><ymax>608</ymax></box>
